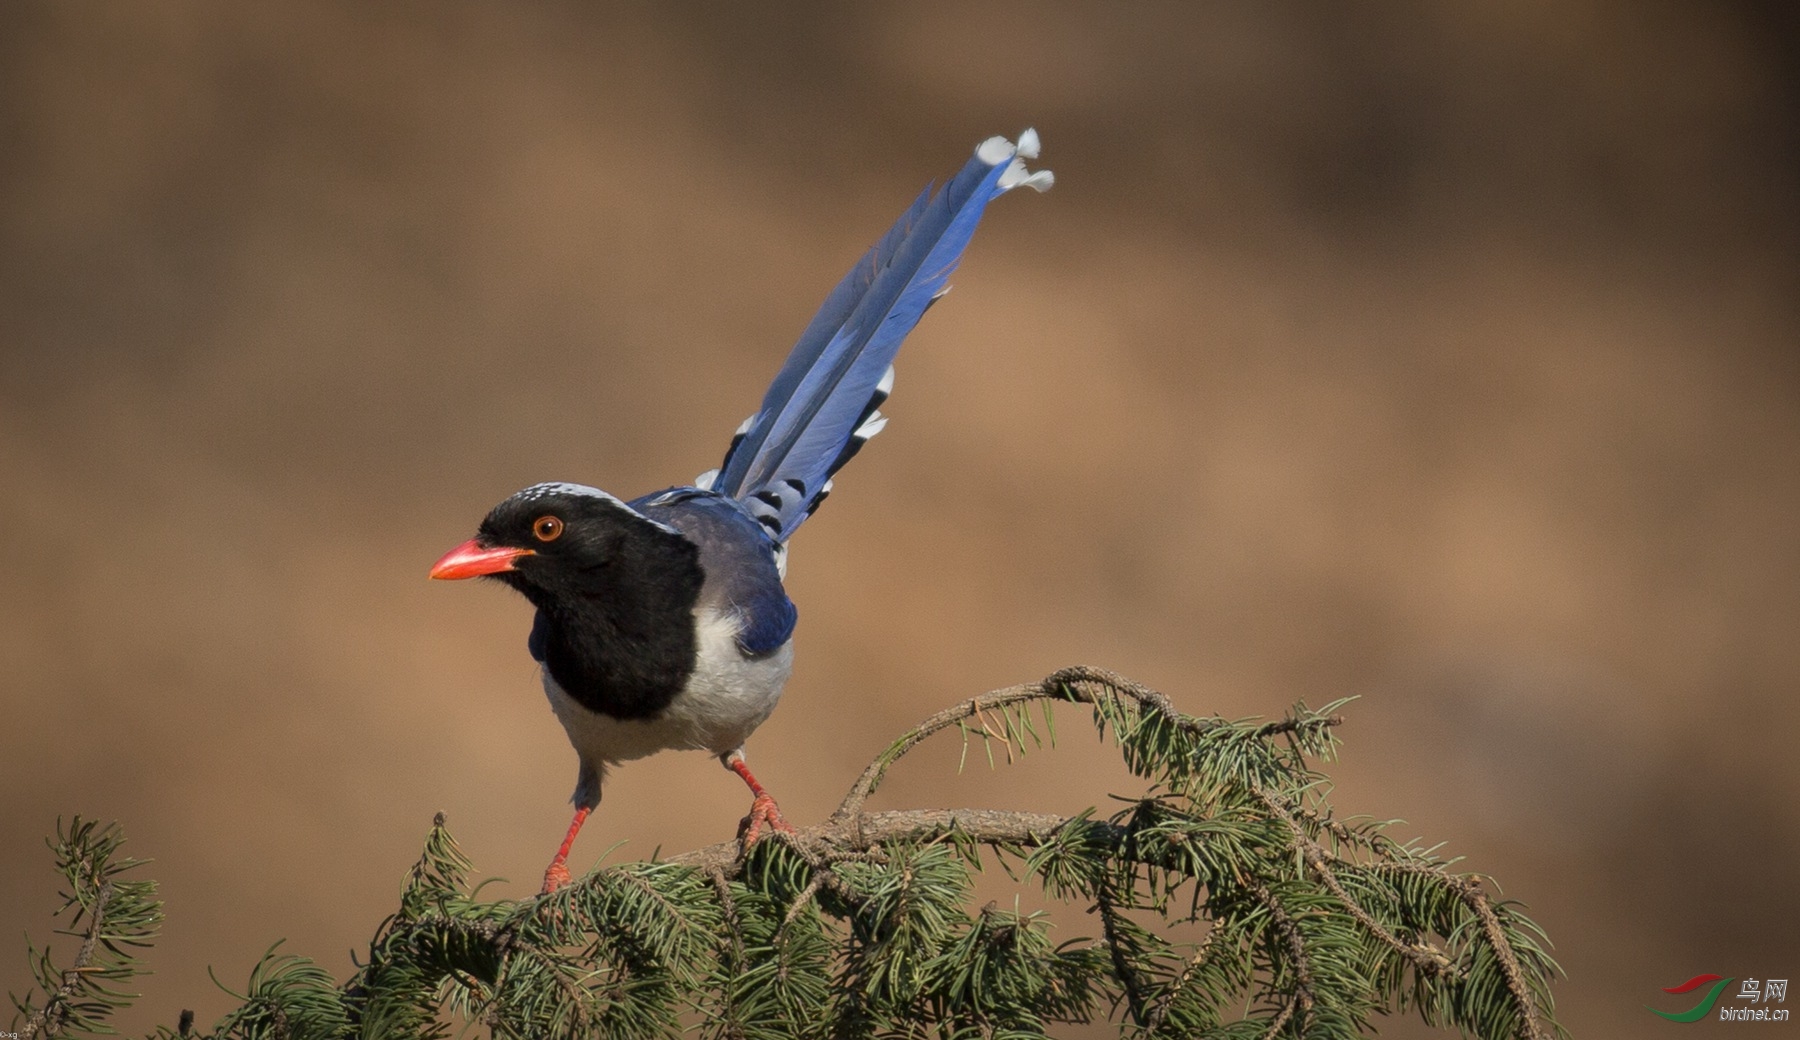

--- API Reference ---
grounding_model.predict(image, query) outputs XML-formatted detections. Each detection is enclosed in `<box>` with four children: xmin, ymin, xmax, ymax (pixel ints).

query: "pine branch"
<box><xmin>1093</xmin><ymin>880</ymin><xmax>1151</xmax><ymax>1029</ymax></box>
<box><xmin>1248</xmin><ymin>879</ymin><xmax>1316</xmax><ymax>1035</ymax></box>
<box><xmin>20</xmin><ymin>879</ymin><xmax>114</xmax><ymax>1040</ymax></box>
<box><xmin>14</xmin><ymin>667</ymin><xmax>1563</xmax><ymax>1040</ymax></box>
<box><xmin>1145</xmin><ymin>921</ymin><xmax>1218</xmax><ymax>1034</ymax></box>
<box><xmin>833</xmin><ymin>665</ymin><xmax>1340</xmax><ymax>822</ymax></box>
<box><xmin>12</xmin><ymin>818</ymin><xmax>164</xmax><ymax>1040</ymax></box>
<box><xmin>1255</xmin><ymin>790</ymin><xmax>1460</xmax><ymax>980</ymax></box>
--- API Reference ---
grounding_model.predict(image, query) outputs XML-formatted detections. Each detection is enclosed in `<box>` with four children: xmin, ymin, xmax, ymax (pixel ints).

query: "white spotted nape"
<box><xmin>516</xmin><ymin>481</ymin><xmax>679</xmax><ymax>535</ymax></box>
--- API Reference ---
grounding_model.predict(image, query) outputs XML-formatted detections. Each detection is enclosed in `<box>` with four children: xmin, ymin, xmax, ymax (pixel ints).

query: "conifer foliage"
<box><xmin>13</xmin><ymin>667</ymin><xmax>1563</xmax><ymax>1039</ymax></box>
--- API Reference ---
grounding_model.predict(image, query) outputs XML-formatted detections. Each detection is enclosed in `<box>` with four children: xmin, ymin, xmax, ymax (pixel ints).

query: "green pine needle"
<box><xmin>12</xmin><ymin>669</ymin><xmax>1564</xmax><ymax>1040</ymax></box>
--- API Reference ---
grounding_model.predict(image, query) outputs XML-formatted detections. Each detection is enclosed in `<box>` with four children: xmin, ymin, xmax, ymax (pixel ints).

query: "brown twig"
<box><xmin>831</xmin><ymin>665</ymin><xmax>1338</xmax><ymax>822</ymax></box>
<box><xmin>1094</xmin><ymin>881</ymin><xmax>1151</xmax><ymax>1029</ymax></box>
<box><xmin>781</xmin><ymin>873</ymin><xmax>828</xmax><ymax>930</ymax></box>
<box><xmin>1255</xmin><ymin>787</ymin><xmax>1558</xmax><ymax>1037</ymax></box>
<box><xmin>1454</xmin><ymin>875</ymin><xmax>1552</xmax><ymax>1040</ymax></box>
<box><xmin>706</xmin><ymin>868</ymin><xmax>749</xmax><ymax>1040</ymax></box>
<box><xmin>23</xmin><ymin>880</ymin><xmax>115</xmax><ymax>1040</ymax></box>
<box><xmin>1372</xmin><ymin>861</ymin><xmax>1554</xmax><ymax>1040</ymax></box>
<box><xmin>832</xmin><ymin>683</ymin><xmax>1046</xmax><ymax>821</ymax></box>
<box><xmin>1250</xmin><ymin>880</ymin><xmax>1315</xmax><ymax>1034</ymax></box>
<box><xmin>1285</xmin><ymin>799</ymin><xmax>1398</xmax><ymax>857</ymax></box>
<box><xmin>1255</xmin><ymin>790</ymin><xmax>1459</xmax><ymax>979</ymax></box>
<box><xmin>1261</xmin><ymin>996</ymin><xmax>1297</xmax><ymax>1040</ymax></box>
<box><xmin>1147</xmin><ymin>923</ymin><xmax>1220</xmax><ymax>1033</ymax></box>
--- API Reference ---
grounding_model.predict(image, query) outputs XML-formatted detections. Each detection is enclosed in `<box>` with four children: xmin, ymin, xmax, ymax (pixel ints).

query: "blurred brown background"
<box><xmin>3</xmin><ymin>2</ymin><xmax>1797</xmax><ymax>1037</ymax></box>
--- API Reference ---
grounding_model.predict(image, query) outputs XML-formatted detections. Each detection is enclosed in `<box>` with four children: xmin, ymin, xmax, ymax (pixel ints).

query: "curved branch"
<box><xmin>22</xmin><ymin>881</ymin><xmax>114</xmax><ymax>1040</ymax></box>
<box><xmin>1254</xmin><ymin>790</ymin><xmax>1459</xmax><ymax>980</ymax></box>
<box><xmin>831</xmin><ymin>665</ymin><xmax>1340</xmax><ymax>821</ymax></box>
<box><xmin>831</xmin><ymin>682</ymin><xmax>1044</xmax><ymax>821</ymax></box>
<box><xmin>1454</xmin><ymin>874</ymin><xmax>1553</xmax><ymax>1040</ymax></box>
<box><xmin>1250</xmin><ymin>880</ymin><xmax>1315</xmax><ymax>1035</ymax></box>
<box><xmin>1371</xmin><ymin>862</ymin><xmax>1554</xmax><ymax>1040</ymax></box>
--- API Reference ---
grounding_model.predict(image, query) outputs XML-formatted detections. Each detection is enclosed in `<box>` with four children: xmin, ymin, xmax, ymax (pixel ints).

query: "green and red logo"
<box><xmin>1651</xmin><ymin>972</ymin><xmax>1790</xmax><ymax>1023</ymax></box>
<box><xmin>1649</xmin><ymin>974</ymin><xmax>1735</xmax><ymax>1022</ymax></box>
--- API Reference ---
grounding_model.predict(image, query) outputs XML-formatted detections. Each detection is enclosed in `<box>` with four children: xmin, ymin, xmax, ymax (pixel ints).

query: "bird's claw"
<box><xmin>541</xmin><ymin>860</ymin><xmax>573</xmax><ymax>896</ymax></box>
<box><xmin>737</xmin><ymin>793</ymin><xmax>797</xmax><ymax>847</ymax></box>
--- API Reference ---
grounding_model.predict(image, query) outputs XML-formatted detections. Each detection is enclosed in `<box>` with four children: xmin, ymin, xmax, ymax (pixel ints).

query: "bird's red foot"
<box><xmin>541</xmin><ymin>860</ymin><xmax>573</xmax><ymax>895</ymax></box>
<box><xmin>737</xmin><ymin>792</ymin><xmax>797</xmax><ymax>847</ymax></box>
<box><xmin>538</xmin><ymin>805</ymin><xmax>591</xmax><ymax>896</ymax></box>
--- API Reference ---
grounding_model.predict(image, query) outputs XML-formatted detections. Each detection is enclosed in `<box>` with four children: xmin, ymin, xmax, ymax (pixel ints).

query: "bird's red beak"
<box><xmin>430</xmin><ymin>539</ymin><xmax>534</xmax><ymax>580</ymax></box>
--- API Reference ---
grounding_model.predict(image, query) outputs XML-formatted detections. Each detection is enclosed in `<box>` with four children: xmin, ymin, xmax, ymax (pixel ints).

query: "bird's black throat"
<box><xmin>503</xmin><ymin>521</ymin><xmax>706</xmax><ymax>721</ymax></box>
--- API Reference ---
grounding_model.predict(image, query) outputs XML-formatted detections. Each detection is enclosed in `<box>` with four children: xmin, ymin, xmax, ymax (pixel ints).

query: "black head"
<box><xmin>431</xmin><ymin>482</ymin><xmax>700</xmax><ymax>613</ymax></box>
<box><xmin>431</xmin><ymin>482</ymin><xmax>707</xmax><ymax>719</ymax></box>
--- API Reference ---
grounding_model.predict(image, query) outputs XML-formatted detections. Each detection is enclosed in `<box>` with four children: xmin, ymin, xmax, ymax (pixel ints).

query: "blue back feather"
<box><xmin>631</xmin><ymin>488</ymin><xmax>798</xmax><ymax>655</ymax></box>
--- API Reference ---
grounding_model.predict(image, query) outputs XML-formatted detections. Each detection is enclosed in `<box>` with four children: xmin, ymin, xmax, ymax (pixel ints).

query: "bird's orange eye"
<box><xmin>532</xmin><ymin>515</ymin><xmax>564</xmax><ymax>542</ymax></box>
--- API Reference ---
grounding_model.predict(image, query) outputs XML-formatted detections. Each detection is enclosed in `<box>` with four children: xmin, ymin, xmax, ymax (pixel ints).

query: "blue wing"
<box><xmin>631</xmin><ymin>489</ymin><xmax>798</xmax><ymax>657</ymax></box>
<box><xmin>709</xmin><ymin>130</ymin><xmax>1052</xmax><ymax>541</ymax></box>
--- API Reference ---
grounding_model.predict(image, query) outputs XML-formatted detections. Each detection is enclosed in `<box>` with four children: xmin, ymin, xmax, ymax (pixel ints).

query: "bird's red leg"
<box><xmin>540</xmin><ymin>805</ymin><xmax>590</xmax><ymax>895</ymax></box>
<box><xmin>724</xmin><ymin>751</ymin><xmax>796</xmax><ymax>846</ymax></box>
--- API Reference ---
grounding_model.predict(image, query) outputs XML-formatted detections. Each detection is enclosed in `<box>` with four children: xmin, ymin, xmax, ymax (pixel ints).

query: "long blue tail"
<box><xmin>704</xmin><ymin>130</ymin><xmax>1052</xmax><ymax>541</ymax></box>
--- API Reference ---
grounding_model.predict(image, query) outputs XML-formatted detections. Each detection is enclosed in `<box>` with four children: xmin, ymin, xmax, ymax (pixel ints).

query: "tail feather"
<box><xmin>714</xmin><ymin>130</ymin><xmax>1051</xmax><ymax>540</ymax></box>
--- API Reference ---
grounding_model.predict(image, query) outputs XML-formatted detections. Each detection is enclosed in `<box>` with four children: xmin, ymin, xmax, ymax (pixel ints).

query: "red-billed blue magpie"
<box><xmin>430</xmin><ymin>131</ymin><xmax>1052</xmax><ymax>893</ymax></box>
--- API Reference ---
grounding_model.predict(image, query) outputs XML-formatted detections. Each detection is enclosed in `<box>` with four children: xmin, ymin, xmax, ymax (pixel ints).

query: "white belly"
<box><xmin>543</xmin><ymin>608</ymin><xmax>794</xmax><ymax>766</ymax></box>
